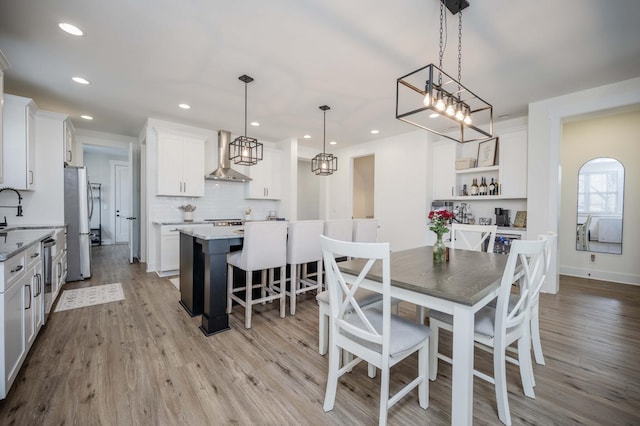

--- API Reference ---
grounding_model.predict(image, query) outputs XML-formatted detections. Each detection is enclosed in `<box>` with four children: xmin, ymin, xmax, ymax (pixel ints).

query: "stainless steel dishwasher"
<box><xmin>42</xmin><ymin>236</ymin><xmax>56</xmax><ymax>323</ymax></box>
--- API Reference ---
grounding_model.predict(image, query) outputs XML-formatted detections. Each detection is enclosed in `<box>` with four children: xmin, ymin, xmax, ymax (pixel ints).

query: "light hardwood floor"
<box><xmin>1</xmin><ymin>244</ymin><xmax>639</xmax><ymax>425</ymax></box>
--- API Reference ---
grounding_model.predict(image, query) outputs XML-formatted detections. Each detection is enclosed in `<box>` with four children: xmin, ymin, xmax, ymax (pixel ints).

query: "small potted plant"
<box><xmin>179</xmin><ymin>204</ymin><xmax>197</xmax><ymax>222</ymax></box>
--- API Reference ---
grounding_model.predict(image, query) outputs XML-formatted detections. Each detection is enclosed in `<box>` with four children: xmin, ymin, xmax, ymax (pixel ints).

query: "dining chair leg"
<box><xmin>494</xmin><ymin>347</ymin><xmax>512</xmax><ymax>426</ymax></box>
<box><xmin>290</xmin><ymin>264</ymin><xmax>298</xmax><ymax>315</ymax></box>
<box><xmin>518</xmin><ymin>335</ymin><xmax>536</xmax><ymax>399</ymax></box>
<box><xmin>531</xmin><ymin>304</ymin><xmax>545</xmax><ymax>365</ymax></box>
<box><xmin>428</xmin><ymin>323</ymin><xmax>440</xmax><ymax>381</ymax></box>
<box><xmin>226</xmin><ymin>265</ymin><xmax>233</xmax><ymax>314</ymax></box>
<box><xmin>323</xmin><ymin>341</ymin><xmax>340</xmax><ymax>412</ymax></box>
<box><xmin>318</xmin><ymin>303</ymin><xmax>328</xmax><ymax>355</ymax></box>
<box><xmin>245</xmin><ymin>270</ymin><xmax>253</xmax><ymax>329</ymax></box>
<box><xmin>418</xmin><ymin>342</ymin><xmax>429</xmax><ymax>409</ymax></box>
<box><xmin>378</xmin><ymin>363</ymin><xmax>390</xmax><ymax>426</ymax></box>
<box><xmin>278</xmin><ymin>266</ymin><xmax>286</xmax><ymax>318</ymax></box>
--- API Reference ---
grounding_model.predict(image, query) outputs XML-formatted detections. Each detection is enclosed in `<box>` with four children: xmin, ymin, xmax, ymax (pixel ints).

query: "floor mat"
<box><xmin>169</xmin><ymin>277</ymin><xmax>179</xmax><ymax>290</ymax></box>
<box><xmin>55</xmin><ymin>283</ymin><xmax>125</xmax><ymax>312</ymax></box>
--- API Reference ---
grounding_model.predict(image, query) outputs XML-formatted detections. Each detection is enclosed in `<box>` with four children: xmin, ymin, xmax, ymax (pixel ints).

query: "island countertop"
<box><xmin>177</xmin><ymin>225</ymin><xmax>244</xmax><ymax>240</ymax></box>
<box><xmin>0</xmin><ymin>228</ymin><xmax>56</xmax><ymax>261</ymax></box>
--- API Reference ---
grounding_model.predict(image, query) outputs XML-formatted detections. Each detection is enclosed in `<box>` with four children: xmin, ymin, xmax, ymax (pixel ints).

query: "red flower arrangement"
<box><xmin>428</xmin><ymin>210</ymin><xmax>455</xmax><ymax>236</ymax></box>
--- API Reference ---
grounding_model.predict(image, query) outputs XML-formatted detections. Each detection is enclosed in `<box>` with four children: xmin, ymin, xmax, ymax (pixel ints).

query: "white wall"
<box><xmin>327</xmin><ymin>130</ymin><xmax>430</xmax><ymax>252</ymax></box>
<box><xmin>528</xmin><ymin>77</ymin><xmax>640</xmax><ymax>292</ymax></box>
<box><xmin>560</xmin><ymin>110</ymin><xmax>639</xmax><ymax>285</ymax></box>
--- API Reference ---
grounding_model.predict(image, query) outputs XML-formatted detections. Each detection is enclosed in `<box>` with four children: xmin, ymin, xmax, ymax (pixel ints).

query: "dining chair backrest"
<box><xmin>287</xmin><ymin>220</ymin><xmax>324</xmax><ymax>264</ymax></box>
<box><xmin>450</xmin><ymin>223</ymin><xmax>497</xmax><ymax>253</ymax></box>
<box><xmin>352</xmin><ymin>219</ymin><xmax>378</xmax><ymax>243</ymax></box>
<box><xmin>323</xmin><ymin>220</ymin><xmax>354</xmax><ymax>242</ymax></box>
<box><xmin>320</xmin><ymin>235</ymin><xmax>392</xmax><ymax>354</ymax></box>
<box><xmin>239</xmin><ymin>221</ymin><xmax>288</xmax><ymax>271</ymax></box>
<box><xmin>495</xmin><ymin>239</ymin><xmax>546</xmax><ymax>343</ymax></box>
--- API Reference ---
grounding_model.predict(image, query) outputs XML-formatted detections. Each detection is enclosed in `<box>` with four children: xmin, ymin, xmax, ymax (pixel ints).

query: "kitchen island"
<box><xmin>178</xmin><ymin>225</ymin><xmax>243</xmax><ymax>336</ymax></box>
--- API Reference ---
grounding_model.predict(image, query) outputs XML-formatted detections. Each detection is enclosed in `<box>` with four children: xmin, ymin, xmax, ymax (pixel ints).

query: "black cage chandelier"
<box><xmin>311</xmin><ymin>105</ymin><xmax>338</xmax><ymax>176</ymax></box>
<box><xmin>230</xmin><ymin>74</ymin><xmax>263</xmax><ymax>165</ymax></box>
<box><xmin>395</xmin><ymin>0</ymin><xmax>493</xmax><ymax>143</ymax></box>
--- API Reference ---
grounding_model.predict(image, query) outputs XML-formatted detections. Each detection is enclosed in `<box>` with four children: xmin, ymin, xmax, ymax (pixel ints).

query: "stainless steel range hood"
<box><xmin>206</xmin><ymin>130</ymin><xmax>252</xmax><ymax>182</ymax></box>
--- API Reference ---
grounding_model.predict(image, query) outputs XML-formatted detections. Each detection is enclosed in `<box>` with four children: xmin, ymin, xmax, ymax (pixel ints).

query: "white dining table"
<box><xmin>339</xmin><ymin>246</ymin><xmax>509</xmax><ymax>426</ymax></box>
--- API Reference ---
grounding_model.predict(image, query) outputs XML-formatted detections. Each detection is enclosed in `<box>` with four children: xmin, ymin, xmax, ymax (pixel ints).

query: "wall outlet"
<box><xmin>590</xmin><ymin>253</ymin><xmax>596</xmax><ymax>263</ymax></box>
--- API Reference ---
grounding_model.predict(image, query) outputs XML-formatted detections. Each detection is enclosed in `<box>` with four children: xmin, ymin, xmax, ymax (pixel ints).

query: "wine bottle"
<box><xmin>489</xmin><ymin>178</ymin><xmax>495</xmax><ymax>195</ymax></box>
<box><xmin>480</xmin><ymin>177</ymin><xmax>487</xmax><ymax>195</ymax></box>
<box><xmin>470</xmin><ymin>178</ymin><xmax>478</xmax><ymax>196</ymax></box>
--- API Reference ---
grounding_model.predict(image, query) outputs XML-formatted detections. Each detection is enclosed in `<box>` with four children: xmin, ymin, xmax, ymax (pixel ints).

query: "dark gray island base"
<box><xmin>178</xmin><ymin>226</ymin><xmax>243</xmax><ymax>336</ymax></box>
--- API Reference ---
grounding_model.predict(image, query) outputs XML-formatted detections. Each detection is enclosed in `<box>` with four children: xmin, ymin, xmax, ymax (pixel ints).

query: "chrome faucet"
<box><xmin>0</xmin><ymin>187</ymin><xmax>24</xmax><ymax>218</ymax></box>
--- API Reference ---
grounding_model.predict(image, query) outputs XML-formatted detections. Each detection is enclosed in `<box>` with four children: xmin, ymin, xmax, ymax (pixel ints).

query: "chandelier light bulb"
<box><xmin>455</xmin><ymin>103</ymin><xmax>465</xmax><ymax>121</ymax></box>
<box><xmin>445</xmin><ymin>98</ymin><xmax>456</xmax><ymax>116</ymax></box>
<box><xmin>423</xmin><ymin>93</ymin><xmax>430</xmax><ymax>107</ymax></box>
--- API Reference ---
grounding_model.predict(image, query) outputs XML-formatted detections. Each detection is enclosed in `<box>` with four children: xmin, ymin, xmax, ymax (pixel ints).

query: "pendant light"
<box><xmin>229</xmin><ymin>74</ymin><xmax>263</xmax><ymax>165</ymax></box>
<box><xmin>395</xmin><ymin>0</ymin><xmax>493</xmax><ymax>143</ymax></box>
<box><xmin>311</xmin><ymin>105</ymin><xmax>338</xmax><ymax>176</ymax></box>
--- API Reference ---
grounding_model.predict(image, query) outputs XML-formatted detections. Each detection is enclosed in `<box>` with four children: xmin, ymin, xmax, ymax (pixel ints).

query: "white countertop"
<box><xmin>177</xmin><ymin>225</ymin><xmax>244</xmax><ymax>240</ymax></box>
<box><xmin>0</xmin><ymin>228</ymin><xmax>56</xmax><ymax>261</ymax></box>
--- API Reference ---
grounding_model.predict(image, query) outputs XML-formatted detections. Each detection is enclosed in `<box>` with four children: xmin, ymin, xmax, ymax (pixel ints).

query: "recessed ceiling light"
<box><xmin>80</xmin><ymin>115</ymin><xmax>93</xmax><ymax>120</ymax></box>
<box><xmin>329</xmin><ymin>141</ymin><xmax>337</xmax><ymax>145</ymax></box>
<box><xmin>429</xmin><ymin>113</ymin><xmax>440</xmax><ymax>118</ymax></box>
<box><xmin>370</xmin><ymin>129</ymin><xmax>379</xmax><ymax>134</ymax></box>
<box><xmin>178</xmin><ymin>103</ymin><xmax>191</xmax><ymax>109</ymax></box>
<box><xmin>250</xmin><ymin>121</ymin><xmax>260</xmax><ymax>127</ymax></box>
<box><xmin>303</xmin><ymin>134</ymin><xmax>311</xmax><ymax>139</ymax></box>
<box><xmin>58</xmin><ymin>23</ymin><xmax>83</xmax><ymax>36</ymax></box>
<box><xmin>72</xmin><ymin>76</ymin><xmax>90</xmax><ymax>85</ymax></box>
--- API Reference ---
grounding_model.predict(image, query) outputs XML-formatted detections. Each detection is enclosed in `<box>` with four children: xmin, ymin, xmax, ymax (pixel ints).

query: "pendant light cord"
<box><xmin>243</xmin><ymin>82</ymin><xmax>248</xmax><ymax>137</ymax></box>
<box><xmin>323</xmin><ymin>108</ymin><xmax>327</xmax><ymax>154</ymax></box>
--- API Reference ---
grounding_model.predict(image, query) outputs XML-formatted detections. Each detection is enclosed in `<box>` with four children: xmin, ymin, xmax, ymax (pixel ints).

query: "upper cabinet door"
<box><xmin>246</xmin><ymin>147</ymin><xmax>281</xmax><ymax>200</ymax></box>
<box><xmin>157</xmin><ymin>132</ymin><xmax>205</xmax><ymax>197</ymax></box>
<box><xmin>498</xmin><ymin>130</ymin><xmax>527</xmax><ymax>199</ymax></box>
<box><xmin>2</xmin><ymin>94</ymin><xmax>37</xmax><ymax>190</ymax></box>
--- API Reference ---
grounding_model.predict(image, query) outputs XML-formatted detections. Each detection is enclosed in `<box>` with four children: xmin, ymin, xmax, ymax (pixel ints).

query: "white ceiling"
<box><xmin>1</xmin><ymin>0</ymin><xmax>639</xmax><ymax>149</ymax></box>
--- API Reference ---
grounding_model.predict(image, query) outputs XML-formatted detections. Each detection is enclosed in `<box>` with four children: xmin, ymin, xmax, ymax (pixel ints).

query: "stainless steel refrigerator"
<box><xmin>64</xmin><ymin>166</ymin><xmax>92</xmax><ymax>281</ymax></box>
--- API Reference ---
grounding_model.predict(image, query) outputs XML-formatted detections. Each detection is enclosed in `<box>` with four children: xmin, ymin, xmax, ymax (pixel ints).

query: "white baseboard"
<box><xmin>155</xmin><ymin>269</ymin><xmax>178</xmax><ymax>278</ymax></box>
<box><xmin>560</xmin><ymin>266</ymin><xmax>640</xmax><ymax>286</ymax></box>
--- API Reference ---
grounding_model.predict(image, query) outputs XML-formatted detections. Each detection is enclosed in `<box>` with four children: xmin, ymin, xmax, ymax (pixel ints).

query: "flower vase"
<box><xmin>433</xmin><ymin>233</ymin><xmax>446</xmax><ymax>264</ymax></box>
<box><xmin>184</xmin><ymin>211</ymin><xmax>194</xmax><ymax>222</ymax></box>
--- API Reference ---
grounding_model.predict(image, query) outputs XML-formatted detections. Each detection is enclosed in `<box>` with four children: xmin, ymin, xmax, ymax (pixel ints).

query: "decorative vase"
<box><xmin>184</xmin><ymin>211</ymin><xmax>194</xmax><ymax>222</ymax></box>
<box><xmin>433</xmin><ymin>233</ymin><xmax>446</xmax><ymax>264</ymax></box>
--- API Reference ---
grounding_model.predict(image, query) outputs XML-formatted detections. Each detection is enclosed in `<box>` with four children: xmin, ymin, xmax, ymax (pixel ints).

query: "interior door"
<box><xmin>114</xmin><ymin>161</ymin><xmax>130</xmax><ymax>244</ymax></box>
<box><xmin>127</xmin><ymin>142</ymin><xmax>136</xmax><ymax>263</ymax></box>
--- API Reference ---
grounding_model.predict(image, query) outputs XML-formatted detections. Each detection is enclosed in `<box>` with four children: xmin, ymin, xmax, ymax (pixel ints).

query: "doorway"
<box><xmin>297</xmin><ymin>158</ymin><xmax>320</xmax><ymax>220</ymax></box>
<box><xmin>112</xmin><ymin>160</ymin><xmax>130</xmax><ymax>244</ymax></box>
<box><xmin>352</xmin><ymin>155</ymin><xmax>375</xmax><ymax>219</ymax></box>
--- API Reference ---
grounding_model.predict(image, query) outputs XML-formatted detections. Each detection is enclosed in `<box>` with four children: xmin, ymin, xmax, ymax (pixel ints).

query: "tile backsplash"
<box><xmin>152</xmin><ymin>180</ymin><xmax>279</xmax><ymax>222</ymax></box>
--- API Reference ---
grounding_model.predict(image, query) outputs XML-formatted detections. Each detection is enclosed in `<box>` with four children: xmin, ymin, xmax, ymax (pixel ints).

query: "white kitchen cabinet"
<box><xmin>432</xmin><ymin>142</ymin><xmax>458</xmax><ymax>199</ymax></box>
<box><xmin>157</xmin><ymin>132</ymin><xmax>205</xmax><ymax>197</ymax></box>
<box><xmin>245</xmin><ymin>148</ymin><xmax>282</xmax><ymax>200</ymax></box>
<box><xmin>158</xmin><ymin>224</ymin><xmax>202</xmax><ymax>275</ymax></box>
<box><xmin>2</xmin><ymin>94</ymin><xmax>37</xmax><ymax>190</ymax></box>
<box><xmin>1</xmin><ymin>240</ymin><xmax>44</xmax><ymax>399</ymax></box>
<box><xmin>498</xmin><ymin>130</ymin><xmax>527</xmax><ymax>198</ymax></box>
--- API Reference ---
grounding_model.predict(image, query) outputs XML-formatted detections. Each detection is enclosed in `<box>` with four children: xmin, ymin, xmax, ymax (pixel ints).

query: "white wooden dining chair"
<box><xmin>450</xmin><ymin>223</ymin><xmax>497</xmax><ymax>252</ymax></box>
<box><xmin>227</xmin><ymin>221</ymin><xmax>287</xmax><ymax>329</ymax></box>
<box><xmin>286</xmin><ymin>220</ymin><xmax>324</xmax><ymax>315</ymax></box>
<box><xmin>429</xmin><ymin>238</ymin><xmax>546</xmax><ymax>426</ymax></box>
<box><xmin>321</xmin><ymin>235</ymin><xmax>431</xmax><ymax>426</ymax></box>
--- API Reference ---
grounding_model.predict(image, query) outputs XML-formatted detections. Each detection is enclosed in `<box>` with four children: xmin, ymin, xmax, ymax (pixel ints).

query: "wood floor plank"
<box><xmin>1</xmin><ymin>245</ymin><xmax>639</xmax><ymax>425</ymax></box>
